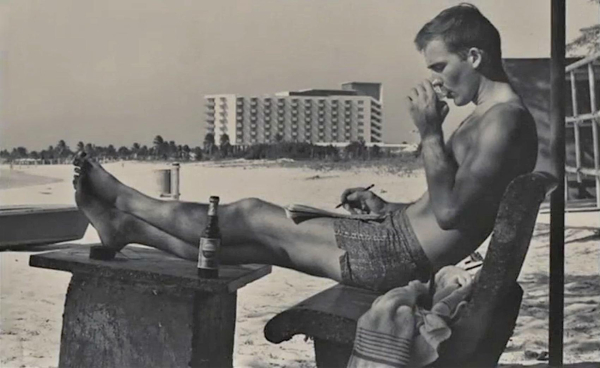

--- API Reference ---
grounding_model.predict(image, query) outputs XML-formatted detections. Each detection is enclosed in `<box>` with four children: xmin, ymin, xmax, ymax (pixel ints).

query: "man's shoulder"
<box><xmin>478</xmin><ymin>101</ymin><xmax>534</xmax><ymax>136</ymax></box>
<box><xmin>481</xmin><ymin>101</ymin><xmax>533</xmax><ymax>124</ymax></box>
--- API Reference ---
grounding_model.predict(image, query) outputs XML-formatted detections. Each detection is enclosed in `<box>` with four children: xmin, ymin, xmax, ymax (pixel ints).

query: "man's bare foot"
<box><xmin>73</xmin><ymin>152</ymin><xmax>125</xmax><ymax>207</ymax></box>
<box><xmin>73</xmin><ymin>164</ymin><xmax>131</xmax><ymax>252</ymax></box>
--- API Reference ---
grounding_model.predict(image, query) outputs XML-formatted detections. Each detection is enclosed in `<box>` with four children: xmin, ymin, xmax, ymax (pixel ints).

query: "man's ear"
<box><xmin>467</xmin><ymin>47</ymin><xmax>483</xmax><ymax>69</ymax></box>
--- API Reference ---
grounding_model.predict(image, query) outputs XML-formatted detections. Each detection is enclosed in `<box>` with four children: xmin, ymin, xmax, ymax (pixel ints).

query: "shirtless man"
<box><xmin>73</xmin><ymin>3</ymin><xmax>537</xmax><ymax>292</ymax></box>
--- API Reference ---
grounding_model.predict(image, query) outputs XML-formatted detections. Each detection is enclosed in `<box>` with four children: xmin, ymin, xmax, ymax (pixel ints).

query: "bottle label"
<box><xmin>198</xmin><ymin>237</ymin><xmax>221</xmax><ymax>269</ymax></box>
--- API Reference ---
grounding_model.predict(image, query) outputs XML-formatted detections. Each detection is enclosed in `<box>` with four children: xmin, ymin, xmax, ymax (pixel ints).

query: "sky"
<box><xmin>0</xmin><ymin>0</ymin><xmax>599</xmax><ymax>151</ymax></box>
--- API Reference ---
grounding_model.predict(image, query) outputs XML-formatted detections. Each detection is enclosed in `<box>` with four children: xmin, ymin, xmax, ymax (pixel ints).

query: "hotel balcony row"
<box><xmin>233</xmin><ymin>131</ymin><xmax>368</xmax><ymax>145</ymax></box>
<box><xmin>233</xmin><ymin>98</ymin><xmax>366</xmax><ymax>108</ymax></box>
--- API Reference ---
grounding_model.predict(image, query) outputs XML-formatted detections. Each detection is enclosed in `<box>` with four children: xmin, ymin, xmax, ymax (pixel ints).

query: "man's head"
<box><xmin>414</xmin><ymin>3</ymin><xmax>508</xmax><ymax>106</ymax></box>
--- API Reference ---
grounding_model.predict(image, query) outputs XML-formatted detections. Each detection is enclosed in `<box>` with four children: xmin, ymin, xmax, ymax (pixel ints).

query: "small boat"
<box><xmin>0</xmin><ymin>205</ymin><xmax>89</xmax><ymax>250</ymax></box>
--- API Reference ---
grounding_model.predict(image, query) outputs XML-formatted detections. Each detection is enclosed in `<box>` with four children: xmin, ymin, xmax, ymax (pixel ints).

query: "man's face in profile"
<box><xmin>423</xmin><ymin>39</ymin><xmax>480</xmax><ymax>107</ymax></box>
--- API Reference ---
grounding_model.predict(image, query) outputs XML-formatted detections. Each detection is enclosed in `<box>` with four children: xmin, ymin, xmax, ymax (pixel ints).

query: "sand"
<box><xmin>0</xmin><ymin>161</ymin><xmax>599</xmax><ymax>368</ymax></box>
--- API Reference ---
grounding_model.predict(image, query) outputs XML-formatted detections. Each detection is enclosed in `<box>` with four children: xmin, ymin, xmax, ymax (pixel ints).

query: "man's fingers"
<box><xmin>439</xmin><ymin>101</ymin><xmax>450</xmax><ymax>119</ymax></box>
<box><xmin>340</xmin><ymin>188</ymin><xmax>354</xmax><ymax>204</ymax></box>
<box><xmin>415</xmin><ymin>83</ymin><xmax>427</xmax><ymax>98</ymax></box>
<box><xmin>408</xmin><ymin>89</ymin><xmax>419</xmax><ymax>102</ymax></box>
<box><xmin>343</xmin><ymin>203</ymin><xmax>358</xmax><ymax>214</ymax></box>
<box><xmin>372</xmin><ymin>284</ymin><xmax>424</xmax><ymax>312</ymax></box>
<box><xmin>422</xmin><ymin>80</ymin><xmax>436</xmax><ymax>100</ymax></box>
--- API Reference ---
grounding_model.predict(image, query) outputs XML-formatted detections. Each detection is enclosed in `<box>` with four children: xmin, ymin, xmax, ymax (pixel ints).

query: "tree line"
<box><xmin>1</xmin><ymin>133</ymin><xmax>410</xmax><ymax>164</ymax></box>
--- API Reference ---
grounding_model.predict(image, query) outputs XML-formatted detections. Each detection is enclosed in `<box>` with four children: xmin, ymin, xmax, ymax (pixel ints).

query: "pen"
<box><xmin>335</xmin><ymin>184</ymin><xmax>375</xmax><ymax>209</ymax></box>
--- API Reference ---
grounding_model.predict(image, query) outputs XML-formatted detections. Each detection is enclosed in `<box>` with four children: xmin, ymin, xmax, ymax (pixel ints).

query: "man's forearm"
<box><xmin>421</xmin><ymin>134</ymin><xmax>459</xmax><ymax>229</ymax></box>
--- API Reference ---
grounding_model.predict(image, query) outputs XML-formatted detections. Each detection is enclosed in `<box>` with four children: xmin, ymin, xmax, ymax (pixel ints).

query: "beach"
<box><xmin>0</xmin><ymin>161</ymin><xmax>598</xmax><ymax>368</ymax></box>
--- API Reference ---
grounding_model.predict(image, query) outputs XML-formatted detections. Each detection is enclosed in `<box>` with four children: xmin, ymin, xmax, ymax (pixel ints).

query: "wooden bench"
<box><xmin>265</xmin><ymin>172</ymin><xmax>557</xmax><ymax>368</ymax></box>
<box><xmin>30</xmin><ymin>245</ymin><xmax>271</xmax><ymax>368</ymax></box>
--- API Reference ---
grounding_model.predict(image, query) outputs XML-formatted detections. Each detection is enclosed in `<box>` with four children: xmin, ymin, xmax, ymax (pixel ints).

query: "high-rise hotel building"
<box><xmin>205</xmin><ymin>82</ymin><xmax>383</xmax><ymax>145</ymax></box>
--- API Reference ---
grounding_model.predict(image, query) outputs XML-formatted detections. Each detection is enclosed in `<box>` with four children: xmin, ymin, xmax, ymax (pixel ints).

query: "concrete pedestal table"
<box><xmin>29</xmin><ymin>245</ymin><xmax>271</xmax><ymax>368</ymax></box>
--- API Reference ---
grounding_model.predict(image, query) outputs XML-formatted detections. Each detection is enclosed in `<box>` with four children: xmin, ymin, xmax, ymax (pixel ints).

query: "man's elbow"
<box><xmin>436</xmin><ymin>209</ymin><xmax>460</xmax><ymax>230</ymax></box>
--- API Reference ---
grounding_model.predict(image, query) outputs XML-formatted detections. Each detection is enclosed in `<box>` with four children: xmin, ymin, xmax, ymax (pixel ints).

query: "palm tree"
<box><xmin>106</xmin><ymin>144</ymin><xmax>117</xmax><ymax>159</ymax></box>
<box><xmin>117</xmin><ymin>146</ymin><xmax>130</xmax><ymax>159</ymax></box>
<box><xmin>153</xmin><ymin>135</ymin><xmax>164</xmax><ymax>158</ymax></box>
<box><xmin>168</xmin><ymin>141</ymin><xmax>177</xmax><ymax>159</ymax></box>
<box><xmin>192</xmin><ymin>146</ymin><xmax>203</xmax><ymax>161</ymax></box>
<box><xmin>182</xmin><ymin>145</ymin><xmax>191</xmax><ymax>160</ymax></box>
<box><xmin>131</xmin><ymin>142</ymin><xmax>140</xmax><ymax>159</ymax></box>
<box><xmin>203</xmin><ymin>133</ymin><xmax>215</xmax><ymax>156</ymax></box>
<box><xmin>139</xmin><ymin>145</ymin><xmax>149</xmax><ymax>160</ymax></box>
<box><xmin>46</xmin><ymin>145</ymin><xmax>55</xmax><ymax>159</ymax></box>
<box><xmin>219</xmin><ymin>134</ymin><xmax>231</xmax><ymax>158</ymax></box>
<box><xmin>55</xmin><ymin>140</ymin><xmax>71</xmax><ymax>160</ymax></box>
<box><xmin>84</xmin><ymin>143</ymin><xmax>95</xmax><ymax>157</ymax></box>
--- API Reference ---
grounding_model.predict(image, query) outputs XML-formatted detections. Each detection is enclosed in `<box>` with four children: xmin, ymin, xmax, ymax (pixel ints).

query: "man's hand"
<box><xmin>340</xmin><ymin>187</ymin><xmax>388</xmax><ymax>215</ymax></box>
<box><xmin>406</xmin><ymin>80</ymin><xmax>450</xmax><ymax>138</ymax></box>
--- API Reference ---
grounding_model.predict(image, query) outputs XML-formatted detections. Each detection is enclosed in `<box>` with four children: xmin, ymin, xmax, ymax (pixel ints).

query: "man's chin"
<box><xmin>453</xmin><ymin>97</ymin><xmax>469</xmax><ymax>107</ymax></box>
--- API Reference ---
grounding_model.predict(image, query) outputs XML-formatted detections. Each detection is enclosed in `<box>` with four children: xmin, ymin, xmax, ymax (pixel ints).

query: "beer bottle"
<box><xmin>197</xmin><ymin>196</ymin><xmax>221</xmax><ymax>278</ymax></box>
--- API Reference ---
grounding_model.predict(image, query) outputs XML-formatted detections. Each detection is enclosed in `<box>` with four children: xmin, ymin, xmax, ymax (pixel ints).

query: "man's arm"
<box><xmin>421</xmin><ymin>106</ymin><xmax>523</xmax><ymax>230</ymax></box>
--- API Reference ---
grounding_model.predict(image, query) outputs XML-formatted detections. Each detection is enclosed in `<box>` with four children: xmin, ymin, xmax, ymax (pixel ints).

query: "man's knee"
<box><xmin>235</xmin><ymin>197</ymin><xmax>268</xmax><ymax>213</ymax></box>
<box><xmin>230</xmin><ymin>197</ymin><xmax>273</xmax><ymax>226</ymax></box>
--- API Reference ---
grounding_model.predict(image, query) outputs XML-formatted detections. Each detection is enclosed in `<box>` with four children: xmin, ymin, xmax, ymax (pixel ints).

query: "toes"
<box><xmin>73</xmin><ymin>151</ymin><xmax>87</xmax><ymax>167</ymax></box>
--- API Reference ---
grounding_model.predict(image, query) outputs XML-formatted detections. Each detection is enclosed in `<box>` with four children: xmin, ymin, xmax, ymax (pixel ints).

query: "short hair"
<box><xmin>414</xmin><ymin>3</ymin><xmax>502</xmax><ymax>69</ymax></box>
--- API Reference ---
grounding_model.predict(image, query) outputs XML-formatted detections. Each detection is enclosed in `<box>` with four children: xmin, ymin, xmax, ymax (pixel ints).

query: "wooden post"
<box><xmin>588</xmin><ymin>63</ymin><xmax>600</xmax><ymax>207</ymax></box>
<box><xmin>569</xmin><ymin>71</ymin><xmax>582</xmax><ymax>187</ymax></box>
<box><xmin>550</xmin><ymin>0</ymin><xmax>565</xmax><ymax>365</ymax></box>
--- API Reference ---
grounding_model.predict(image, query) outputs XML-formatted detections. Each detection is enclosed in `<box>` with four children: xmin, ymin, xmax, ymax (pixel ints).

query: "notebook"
<box><xmin>283</xmin><ymin>204</ymin><xmax>386</xmax><ymax>224</ymax></box>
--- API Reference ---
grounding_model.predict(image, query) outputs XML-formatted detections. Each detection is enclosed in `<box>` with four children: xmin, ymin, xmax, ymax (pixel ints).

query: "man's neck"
<box><xmin>473</xmin><ymin>78</ymin><xmax>516</xmax><ymax>107</ymax></box>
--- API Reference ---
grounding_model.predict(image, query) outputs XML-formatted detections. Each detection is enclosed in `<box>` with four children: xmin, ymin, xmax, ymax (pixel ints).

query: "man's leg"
<box><xmin>74</xmin><ymin>158</ymin><xmax>346</xmax><ymax>281</ymax></box>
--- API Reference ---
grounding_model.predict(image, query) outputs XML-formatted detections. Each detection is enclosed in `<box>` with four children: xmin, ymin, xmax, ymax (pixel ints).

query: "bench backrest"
<box><xmin>434</xmin><ymin>171</ymin><xmax>557</xmax><ymax>367</ymax></box>
<box><xmin>469</xmin><ymin>171</ymin><xmax>557</xmax><ymax>317</ymax></box>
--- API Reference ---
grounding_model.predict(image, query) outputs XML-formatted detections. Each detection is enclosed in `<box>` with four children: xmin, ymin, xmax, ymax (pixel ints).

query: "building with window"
<box><xmin>204</xmin><ymin>82</ymin><xmax>383</xmax><ymax>145</ymax></box>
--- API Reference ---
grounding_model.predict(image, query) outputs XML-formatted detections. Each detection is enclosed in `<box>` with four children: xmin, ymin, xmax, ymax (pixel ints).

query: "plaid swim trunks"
<box><xmin>333</xmin><ymin>206</ymin><xmax>432</xmax><ymax>292</ymax></box>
